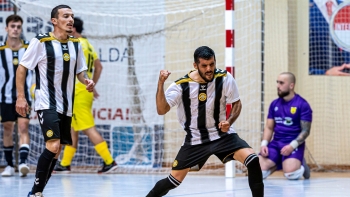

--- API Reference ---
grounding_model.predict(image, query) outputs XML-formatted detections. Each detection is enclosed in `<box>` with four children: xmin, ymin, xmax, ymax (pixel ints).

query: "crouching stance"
<box><xmin>146</xmin><ymin>46</ymin><xmax>264</xmax><ymax>197</ymax></box>
<box><xmin>259</xmin><ymin>72</ymin><xmax>312</xmax><ymax>180</ymax></box>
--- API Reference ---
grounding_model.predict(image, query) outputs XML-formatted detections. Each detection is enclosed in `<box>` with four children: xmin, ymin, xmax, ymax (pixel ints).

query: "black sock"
<box><xmin>31</xmin><ymin>149</ymin><xmax>56</xmax><ymax>193</ymax></box>
<box><xmin>244</xmin><ymin>154</ymin><xmax>264</xmax><ymax>197</ymax></box>
<box><xmin>146</xmin><ymin>174</ymin><xmax>181</xmax><ymax>197</ymax></box>
<box><xmin>46</xmin><ymin>158</ymin><xmax>58</xmax><ymax>185</ymax></box>
<box><xmin>3</xmin><ymin>146</ymin><xmax>14</xmax><ymax>167</ymax></box>
<box><xmin>19</xmin><ymin>144</ymin><xmax>30</xmax><ymax>164</ymax></box>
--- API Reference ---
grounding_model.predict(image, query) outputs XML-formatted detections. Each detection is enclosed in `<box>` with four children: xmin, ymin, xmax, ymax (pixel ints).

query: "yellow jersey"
<box><xmin>75</xmin><ymin>37</ymin><xmax>98</xmax><ymax>93</ymax></box>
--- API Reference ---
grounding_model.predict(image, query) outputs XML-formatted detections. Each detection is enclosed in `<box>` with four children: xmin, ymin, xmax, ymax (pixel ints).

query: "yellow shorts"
<box><xmin>71</xmin><ymin>90</ymin><xmax>95</xmax><ymax>131</ymax></box>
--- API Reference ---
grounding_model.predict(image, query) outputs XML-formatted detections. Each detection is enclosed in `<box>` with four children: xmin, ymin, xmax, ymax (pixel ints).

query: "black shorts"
<box><xmin>172</xmin><ymin>133</ymin><xmax>251</xmax><ymax>171</ymax></box>
<box><xmin>37</xmin><ymin>109</ymin><xmax>72</xmax><ymax>145</ymax></box>
<box><xmin>0</xmin><ymin>103</ymin><xmax>30</xmax><ymax>122</ymax></box>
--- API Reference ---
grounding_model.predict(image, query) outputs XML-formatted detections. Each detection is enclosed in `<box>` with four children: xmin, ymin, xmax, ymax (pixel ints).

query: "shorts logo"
<box><xmin>198</xmin><ymin>93</ymin><xmax>207</xmax><ymax>101</ymax></box>
<box><xmin>290</xmin><ymin>107</ymin><xmax>297</xmax><ymax>114</ymax></box>
<box><xmin>172</xmin><ymin>160</ymin><xmax>178</xmax><ymax>167</ymax></box>
<box><xmin>13</xmin><ymin>58</ymin><xmax>18</xmax><ymax>66</ymax></box>
<box><xmin>63</xmin><ymin>53</ymin><xmax>70</xmax><ymax>61</ymax></box>
<box><xmin>46</xmin><ymin>130</ymin><xmax>53</xmax><ymax>137</ymax></box>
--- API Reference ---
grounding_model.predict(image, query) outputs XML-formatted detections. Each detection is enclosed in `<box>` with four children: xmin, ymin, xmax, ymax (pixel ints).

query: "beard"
<box><xmin>278</xmin><ymin>90</ymin><xmax>290</xmax><ymax>98</ymax></box>
<box><xmin>198</xmin><ymin>69</ymin><xmax>214</xmax><ymax>82</ymax></box>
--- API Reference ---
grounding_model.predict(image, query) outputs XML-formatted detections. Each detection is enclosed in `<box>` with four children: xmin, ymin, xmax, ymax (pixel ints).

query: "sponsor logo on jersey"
<box><xmin>63</xmin><ymin>53</ymin><xmax>70</xmax><ymax>61</ymax></box>
<box><xmin>62</xmin><ymin>44</ymin><xmax>68</xmax><ymax>50</ymax></box>
<box><xmin>198</xmin><ymin>93</ymin><xmax>207</xmax><ymax>101</ymax></box>
<box><xmin>46</xmin><ymin>130</ymin><xmax>53</xmax><ymax>137</ymax></box>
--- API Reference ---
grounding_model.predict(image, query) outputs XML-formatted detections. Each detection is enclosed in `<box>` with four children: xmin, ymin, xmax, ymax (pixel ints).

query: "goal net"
<box><xmin>0</xmin><ymin>0</ymin><xmax>264</xmax><ymax>175</ymax></box>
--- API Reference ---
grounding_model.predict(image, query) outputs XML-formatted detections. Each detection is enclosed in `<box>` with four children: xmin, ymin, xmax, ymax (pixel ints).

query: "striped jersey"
<box><xmin>0</xmin><ymin>40</ymin><xmax>32</xmax><ymax>104</ymax></box>
<box><xmin>165</xmin><ymin>69</ymin><xmax>240</xmax><ymax>145</ymax></box>
<box><xmin>20</xmin><ymin>32</ymin><xmax>87</xmax><ymax>117</ymax></box>
<box><xmin>75</xmin><ymin>37</ymin><xmax>98</xmax><ymax>94</ymax></box>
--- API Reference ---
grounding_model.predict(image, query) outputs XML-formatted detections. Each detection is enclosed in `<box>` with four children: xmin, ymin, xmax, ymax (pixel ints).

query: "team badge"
<box><xmin>63</xmin><ymin>53</ymin><xmax>70</xmax><ymax>61</ymax></box>
<box><xmin>13</xmin><ymin>58</ymin><xmax>18</xmax><ymax>66</ymax></box>
<box><xmin>198</xmin><ymin>93</ymin><xmax>207</xmax><ymax>101</ymax></box>
<box><xmin>46</xmin><ymin>130</ymin><xmax>53</xmax><ymax>137</ymax></box>
<box><xmin>172</xmin><ymin>160</ymin><xmax>178</xmax><ymax>167</ymax></box>
<box><xmin>290</xmin><ymin>107</ymin><xmax>297</xmax><ymax>114</ymax></box>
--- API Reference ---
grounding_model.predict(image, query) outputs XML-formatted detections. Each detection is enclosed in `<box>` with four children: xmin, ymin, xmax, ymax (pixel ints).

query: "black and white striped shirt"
<box><xmin>0</xmin><ymin>40</ymin><xmax>32</xmax><ymax>104</ymax></box>
<box><xmin>20</xmin><ymin>33</ymin><xmax>87</xmax><ymax>117</ymax></box>
<box><xmin>165</xmin><ymin>69</ymin><xmax>240</xmax><ymax>145</ymax></box>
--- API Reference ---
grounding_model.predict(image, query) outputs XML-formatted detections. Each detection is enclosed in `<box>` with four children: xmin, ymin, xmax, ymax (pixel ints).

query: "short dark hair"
<box><xmin>6</xmin><ymin>15</ymin><xmax>23</xmax><ymax>26</ymax></box>
<box><xmin>194</xmin><ymin>46</ymin><xmax>216</xmax><ymax>64</ymax></box>
<box><xmin>73</xmin><ymin>17</ymin><xmax>84</xmax><ymax>33</ymax></box>
<box><xmin>51</xmin><ymin>5</ymin><xmax>71</xmax><ymax>19</ymax></box>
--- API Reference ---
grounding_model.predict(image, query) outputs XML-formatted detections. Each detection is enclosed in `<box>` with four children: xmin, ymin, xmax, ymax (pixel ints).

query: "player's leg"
<box><xmin>146</xmin><ymin>143</ymin><xmax>211</xmax><ymax>196</ymax></box>
<box><xmin>258</xmin><ymin>140</ymin><xmax>281</xmax><ymax>179</ymax></box>
<box><xmin>82</xmin><ymin>126</ymin><xmax>117</xmax><ymax>173</ymax></box>
<box><xmin>281</xmin><ymin>142</ymin><xmax>307</xmax><ymax>180</ymax></box>
<box><xmin>54</xmin><ymin>128</ymin><xmax>78</xmax><ymax>173</ymax></box>
<box><xmin>17</xmin><ymin>117</ymin><xmax>30</xmax><ymax>177</ymax></box>
<box><xmin>146</xmin><ymin>169</ymin><xmax>189</xmax><ymax>197</ymax></box>
<box><xmin>214</xmin><ymin>134</ymin><xmax>263</xmax><ymax>197</ymax></box>
<box><xmin>29</xmin><ymin>110</ymin><xmax>63</xmax><ymax>195</ymax></box>
<box><xmin>1</xmin><ymin>103</ymin><xmax>16</xmax><ymax>177</ymax></box>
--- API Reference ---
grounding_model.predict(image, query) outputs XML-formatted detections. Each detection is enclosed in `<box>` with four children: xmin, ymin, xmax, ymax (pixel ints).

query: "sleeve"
<box><xmin>224</xmin><ymin>72</ymin><xmax>240</xmax><ymax>103</ymax></box>
<box><xmin>19</xmin><ymin>38</ymin><xmax>44</xmax><ymax>70</ymax></box>
<box><xmin>75</xmin><ymin>43</ymin><xmax>88</xmax><ymax>74</ymax></box>
<box><xmin>300</xmin><ymin>101</ymin><xmax>312</xmax><ymax>122</ymax></box>
<box><xmin>90</xmin><ymin>43</ymin><xmax>99</xmax><ymax>61</ymax></box>
<box><xmin>165</xmin><ymin>82</ymin><xmax>182</xmax><ymax>108</ymax></box>
<box><xmin>267</xmin><ymin>101</ymin><xmax>275</xmax><ymax>119</ymax></box>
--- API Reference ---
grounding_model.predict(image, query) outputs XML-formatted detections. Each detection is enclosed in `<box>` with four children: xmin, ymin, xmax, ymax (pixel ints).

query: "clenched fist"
<box><xmin>159</xmin><ymin>70</ymin><xmax>171</xmax><ymax>83</ymax></box>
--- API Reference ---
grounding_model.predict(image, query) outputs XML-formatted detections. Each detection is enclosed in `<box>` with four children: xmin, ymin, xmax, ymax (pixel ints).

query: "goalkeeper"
<box><xmin>259</xmin><ymin>72</ymin><xmax>312</xmax><ymax>180</ymax></box>
<box><xmin>54</xmin><ymin>17</ymin><xmax>117</xmax><ymax>174</ymax></box>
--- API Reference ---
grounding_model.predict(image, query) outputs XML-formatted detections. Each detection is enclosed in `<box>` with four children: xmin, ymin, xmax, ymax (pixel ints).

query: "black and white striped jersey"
<box><xmin>0</xmin><ymin>40</ymin><xmax>32</xmax><ymax>104</ymax></box>
<box><xmin>165</xmin><ymin>69</ymin><xmax>240</xmax><ymax>145</ymax></box>
<box><xmin>20</xmin><ymin>32</ymin><xmax>87</xmax><ymax>117</ymax></box>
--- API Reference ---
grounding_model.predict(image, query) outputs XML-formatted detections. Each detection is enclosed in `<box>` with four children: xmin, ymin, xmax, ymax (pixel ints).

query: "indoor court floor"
<box><xmin>0</xmin><ymin>171</ymin><xmax>349</xmax><ymax>197</ymax></box>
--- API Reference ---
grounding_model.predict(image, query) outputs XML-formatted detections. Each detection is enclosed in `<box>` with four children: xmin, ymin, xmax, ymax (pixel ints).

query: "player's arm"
<box><xmin>156</xmin><ymin>70</ymin><xmax>171</xmax><ymax>115</ymax></box>
<box><xmin>261</xmin><ymin>119</ymin><xmax>275</xmax><ymax>146</ymax></box>
<box><xmin>227</xmin><ymin>100</ymin><xmax>242</xmax><ymax>125</ymax></box>
<box><xmin>290</xmin><ymin>120</ymin><xmax>312</xmax><ymax>149</ymax></box>
<box><xmin>92</xmin><ymin>59</ymin><xmax>102</xmax><ymax>84</ymax></box>
<box><xmin>16</xmin><ymin>65</ymin><xmax>29</xmax><ymax>117</ymax></box>
<box><xmin>77</xmin><ymin>71</ymin><xmax>94</xmax><ymax>92</ymax></box>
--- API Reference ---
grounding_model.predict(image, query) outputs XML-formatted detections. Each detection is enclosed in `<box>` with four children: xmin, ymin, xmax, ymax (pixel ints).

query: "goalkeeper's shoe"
<box><xmin>28</xmin><ymin>192</ymin><xmax>44</xmax><ymax>197</ymax></box>
<box><xmin>53</xmin><ymin>163</ymin><xmax>71</xmax><ymax>174</ymax></box>
<box><xmin>98</xmin><ymin>161</ymin><xmax>118</xmax><ymax>174</ymax></box>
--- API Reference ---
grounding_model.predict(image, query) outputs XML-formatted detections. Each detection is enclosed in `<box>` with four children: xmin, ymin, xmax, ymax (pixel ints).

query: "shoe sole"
<box><xmin>53</xmin><ymin>170</ymin><xmax>71</xmax><ymax>174</ymax></box>
<box><xmin>98</xmin><ymin>165</ymin><xmax>118</xmax><ymax>174</ymax></box>
<box><xmin>20</xmin><ymin>167</ymin><xmax>30</xmax><ymax>177</ymax></box>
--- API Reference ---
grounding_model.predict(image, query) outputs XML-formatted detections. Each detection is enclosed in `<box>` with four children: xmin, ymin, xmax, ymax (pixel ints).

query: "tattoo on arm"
<box><xmin>296</xmin><ymin>121</ymin><xmax>311</xmax><ymax>144</ymax></box>
<box><xmin>83</xmin><ymin>71</ymin><xmax>89</xmax><ymax>80</ymax></box>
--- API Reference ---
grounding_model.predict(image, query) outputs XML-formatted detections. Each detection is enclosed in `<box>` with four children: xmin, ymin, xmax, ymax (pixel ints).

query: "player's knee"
<box><xmin>46</xmin><ymin>140</ymin><xmax>61</xmax><ymax>153</ymax></box>
<box><xmin>2</xmin><ymin>122</ymin><xmax>14</xmax><ymax>133</ymax></box>
<box><xmin>284</xmin><ymin>165</ymin><xmax>305</xmax><ymax>180</ymax></box>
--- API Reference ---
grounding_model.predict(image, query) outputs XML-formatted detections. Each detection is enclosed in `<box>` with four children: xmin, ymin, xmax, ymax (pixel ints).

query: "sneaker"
<box><xmin>302</xmin><ymin>159</ymin><xmax>310</xmax><ymax>179</ymax></box>
<box><xmin>53</xmin><ymin>163</ymin><xmax>71</xmax><ymax>174</ymax></box>
<box><xmin>28</xmin><ymin>191</ymin><xmax>44</xmax><ymax>197</ymax></box>
<box><xmin>98</xmin><ymin>161</ymin><xmax>118</xmax><ymax>174</ymax></box>
<box><xmin>19</xmin><ymin>163</ymin><xmax>30</xmax><ymax>177</ymax></box>
<box><xmin>1</xmin><ymin>165</ymin><xmax>15</xmax><ymax>177</ymax></box>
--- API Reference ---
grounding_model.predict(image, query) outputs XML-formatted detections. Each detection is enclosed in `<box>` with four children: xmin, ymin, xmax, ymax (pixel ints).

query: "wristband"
<box><xmin>289</xmin><ymin>140</ymin><xmax>299</xmax><ymax>149</ymax></box>
<box><xmin>261</xmin><ymin>140</ymin><xmax>269</xmax><ymax>147</ymax></box>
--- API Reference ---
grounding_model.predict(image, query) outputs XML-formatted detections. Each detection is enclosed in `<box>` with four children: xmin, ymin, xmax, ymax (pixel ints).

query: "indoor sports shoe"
<box><xmin>19</xmin><ymin>163</ymin><xmax>30</xmax><ymax>177</ymax></box>
<box><xmin>98</xmin><ymin>161</ymin><xmax>118</xmax><ymax>174</ymax></box>
<box><xmin>1</xmin><ymin>165</ymin><xmax>15</xmax><ymax>177</ymax></box>
<box><xmin>53</xmin><ymin>163</ymin><xmax>71</xmax><ymax>174</ymax></box>
<box><xmin>302</xmin><ymin>159</ymin><xmax>310</xmax><ymax>179</ymax></box>
<box><xmin>28</xmin><ymin>191</ymin><xmax>44</xmax><ymax>197</ymax></box>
